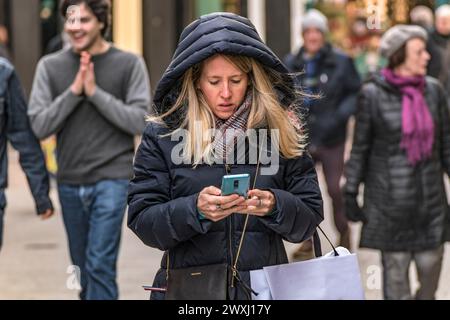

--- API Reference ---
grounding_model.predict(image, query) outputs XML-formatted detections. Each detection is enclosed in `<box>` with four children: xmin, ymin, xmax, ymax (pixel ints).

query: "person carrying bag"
<box><xmin>127</xmin><ymin>12</ymin><xmax>323</xmax><ymax>300</ymax></box>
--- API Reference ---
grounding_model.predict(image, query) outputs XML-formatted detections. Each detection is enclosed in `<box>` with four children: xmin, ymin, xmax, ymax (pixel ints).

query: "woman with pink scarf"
<box><xmin>345</xmin><ymin>25</ymin><xmax>450</xmax><ymax>300</ymax></box>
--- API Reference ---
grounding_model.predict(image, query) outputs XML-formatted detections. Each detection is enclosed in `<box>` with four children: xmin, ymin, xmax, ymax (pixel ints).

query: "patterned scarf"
<box><xmin>212</xmin><ymin>92</ymin><xmax>252</xmax><ymax>160</ymax></box>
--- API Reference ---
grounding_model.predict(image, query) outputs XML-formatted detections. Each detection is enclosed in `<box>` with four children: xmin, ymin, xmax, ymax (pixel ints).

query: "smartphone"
<box><xmin>221</xmin><ymin>174</ymin><xmax>250</xmax><ymax>197</ymax></box>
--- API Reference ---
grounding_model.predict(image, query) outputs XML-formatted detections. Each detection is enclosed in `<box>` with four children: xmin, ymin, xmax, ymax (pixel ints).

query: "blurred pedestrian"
<box><xmin>0</xmin><ymin>57</ymin><xmax>54</xmax><ymax>251</ymax></box>
<box><xmin>345</xmin><ymin>25</ymin><xmax>449</xmax><ymax>300</ymax></box>
<box><xmin>284</xmin><ymin>9</ymin><xmax>361</xmax><ymax>259</ymax></box>
<box><xmin>427</xmin><ymin>4</ymin><xmax>450</xmax><ymax>104</ymax></box>
<box><xmin>410</xmin><ymin>5</ymin><xmax>434</xmax><ymax>32</ymax></box>
<box><xmin>28</xmin><ymin>0</ymin><xmax>151</xmax><ymax>300</ymax></box>
<box><xmin>127</xmin><ymin>12</ymin><xmax>323</xmax><ymax>300</ymax></box>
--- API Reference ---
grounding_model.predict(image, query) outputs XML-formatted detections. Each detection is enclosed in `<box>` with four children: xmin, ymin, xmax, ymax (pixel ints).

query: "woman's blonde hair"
<box><xmin>148</xmin><ymin>54</ymin><xmax>307</xmax><ymax>165</ymax></box>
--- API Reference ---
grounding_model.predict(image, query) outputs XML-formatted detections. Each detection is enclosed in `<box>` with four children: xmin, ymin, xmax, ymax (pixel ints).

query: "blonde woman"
<box><xmin>127</xmin><ymin>12</ymin><xmax>323</xmax><ymax>300</ymax></box>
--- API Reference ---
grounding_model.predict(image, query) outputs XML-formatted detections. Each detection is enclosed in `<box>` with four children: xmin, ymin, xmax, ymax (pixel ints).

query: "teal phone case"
<box><xmin>221</xmin><ymin>174</ymin><xmax>250</xmax><ymax>197</ymax></box>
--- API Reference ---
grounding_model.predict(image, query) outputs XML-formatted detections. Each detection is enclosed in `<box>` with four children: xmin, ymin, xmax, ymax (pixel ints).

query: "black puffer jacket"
<box><xmin>127</xmin><ymin>13</ymin><xmax>323</xmax><ymax>300</ymax></box>
<box><xmin>284</xmin><ymin>44</ymin><xmax>361</xmax><ymax>148</ymax></box>
<box><xmin>345</xmin><ymin>74</ymin><xmax>450</xmax><ymax>251</ymax></box>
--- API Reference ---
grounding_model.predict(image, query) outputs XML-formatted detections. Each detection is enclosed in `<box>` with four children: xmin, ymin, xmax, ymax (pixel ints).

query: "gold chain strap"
<box><xmin>231</xmin><ymin>148</ymin><xmax>262</xmax><ymax>286</ymax></box>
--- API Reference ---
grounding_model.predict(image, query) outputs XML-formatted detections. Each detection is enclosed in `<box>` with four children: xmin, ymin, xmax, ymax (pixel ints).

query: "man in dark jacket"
<box><xmin>284</xmin><ymin>9</ymin><xmax>361</xmax><ymax>258</ymax></box>
<box><xmin>427</xmin><ymin>4</ymin><xmax>450</xmax><ymax>104</ymax></box>
<box><xmin>0</xmin><ymin>58</ymin><xmax>54</xmax><ymax>251</ymax></box>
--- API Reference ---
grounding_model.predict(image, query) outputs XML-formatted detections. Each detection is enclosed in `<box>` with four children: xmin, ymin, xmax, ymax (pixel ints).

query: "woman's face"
<box><xmin>198</xmin><ymin>55</ymin><xmax>249</xmax><ymax>120</ymax></box>
<box><xmin>401</xmin><ymin>38</ymin><xmax>430</xmax><ymax>76</ymax></box>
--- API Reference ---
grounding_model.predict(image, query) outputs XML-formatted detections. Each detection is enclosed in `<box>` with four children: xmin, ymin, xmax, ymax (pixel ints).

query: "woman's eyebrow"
<box><xmin>207</xmin><ymin>74</ymin><xmax>243</xmax><ymax>78</ymax></box>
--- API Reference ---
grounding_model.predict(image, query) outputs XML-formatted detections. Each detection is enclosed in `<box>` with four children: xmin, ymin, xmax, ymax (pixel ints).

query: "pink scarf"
<box><xmin>381</xmin><ymin>68</ymin><xmax>435</xmax><ymax>166</ymax></box>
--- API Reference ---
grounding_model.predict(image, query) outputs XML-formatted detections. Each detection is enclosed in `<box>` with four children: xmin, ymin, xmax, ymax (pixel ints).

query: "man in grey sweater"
<box><xmin>28</xmin><ymin>0</ymin><xmax>151</xmax><ymax>300</ymax></box>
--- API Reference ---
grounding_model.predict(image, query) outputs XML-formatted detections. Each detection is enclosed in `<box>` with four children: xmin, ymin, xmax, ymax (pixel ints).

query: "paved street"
<box><xmin>0</xmin><ymin>147</ymin><xmax>449</xmax><ymax>300</ymax></box>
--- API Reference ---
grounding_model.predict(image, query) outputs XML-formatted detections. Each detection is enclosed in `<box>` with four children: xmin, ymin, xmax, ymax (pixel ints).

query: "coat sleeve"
<box><xmin>127</xmin><ymin>124</ymin><xmax>212</xmax><ymax>250</ymax></box>
<box><xmin>344</xmin><ymin>84</ymin><xmax>375</xmax><ymax>195</ymax></box>
<box><xmin>6</xmin><ymin>69</ymin><xmax>53</xmax><ymax>214</ymax></box>
<box><xmin>88</xmin><ymin>56</ymin><xmax>151</xmax><ymax>136</ymax></box>
<box><xmin>28</xmin><ymin>58</ymin><xmax>83</xmax><ymax>140</ymax></box>
<box><xmin>258</xmin><ymin>153</ymin><xmax>324</xmax><ymax>243</ymax></box>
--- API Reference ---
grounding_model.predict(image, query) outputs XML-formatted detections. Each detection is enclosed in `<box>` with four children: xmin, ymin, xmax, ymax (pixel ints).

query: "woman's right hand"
<box><xmin>197</xmin><ymin>186</ymin><xmax>247</xmax><ymax>222</ymax></box>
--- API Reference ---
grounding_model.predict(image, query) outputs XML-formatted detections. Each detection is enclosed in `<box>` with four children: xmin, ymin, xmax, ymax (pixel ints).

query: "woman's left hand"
<box><xmin>237</xmin><ymin>189</ymin><xmax>276</xmax><ymax>216</ymax></box>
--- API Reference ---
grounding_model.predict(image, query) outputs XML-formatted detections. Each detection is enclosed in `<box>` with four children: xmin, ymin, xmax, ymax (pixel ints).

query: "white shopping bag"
<box><xmin>250</xmin><ymin>247</ymin><xmax>365</xmax><ymax>300</ymax></box>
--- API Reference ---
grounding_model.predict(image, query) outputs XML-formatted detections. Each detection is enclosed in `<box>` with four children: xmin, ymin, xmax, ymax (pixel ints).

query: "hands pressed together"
<box><xmin>196</xmin><ymin>186</ymin><xmax>276</xmax><ymax>222</ymax></box>
<box><xmin>71</xmin><ymin>51</ymin><xmax>97</xmax><ymax>97</ymax></box>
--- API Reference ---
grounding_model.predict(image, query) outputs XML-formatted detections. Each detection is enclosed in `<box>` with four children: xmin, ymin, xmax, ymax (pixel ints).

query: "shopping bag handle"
<box><xmin>313</xmin><ymin>225</ymin><xmax>339</xmax><ymax>257</ymax></box>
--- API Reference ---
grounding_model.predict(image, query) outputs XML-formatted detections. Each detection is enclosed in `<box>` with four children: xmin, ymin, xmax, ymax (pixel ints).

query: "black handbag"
<box><xmin>165</xmin><ymin>263</ymin><xmax>228</xmax><ymax>300</ymax></box>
